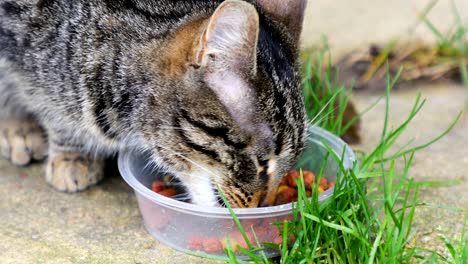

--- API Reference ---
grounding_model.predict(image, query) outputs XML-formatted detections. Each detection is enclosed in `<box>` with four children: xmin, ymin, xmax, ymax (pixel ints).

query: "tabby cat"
<box><xmin>0</xmin><ymin>0</ymin><xmax>307</xmax><ymax>208</ymax></box>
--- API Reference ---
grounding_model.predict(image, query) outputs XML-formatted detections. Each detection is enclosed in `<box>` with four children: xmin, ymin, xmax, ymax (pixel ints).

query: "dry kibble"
<box><xmin>254</xmin><ymin>226</ymin><xmax>268</xmax><ymax>238</ymax></box>
<box><xmin>281</xmin><ymin>187</ymin><xmax>297</xmax><ymax>200</ymax></box>
<box><xmin>303</xmin><ymin>171</ymin><xmax>315</xmax><ymax>190</ymax></box>
<box><xmin>151</xmin><ymin>180</ymin><xmax>165</xmax><ymax>193</ymax></box>
<box><xmin>318</xmin><ymin>187</ymin><xmax>325</xmax><ymax>194</ymax></box>
<box><xmin>150</xmin><ymin>170</ymin><xmax>333</xmax><ymax>208</ymax></box>
<box><xmin>270</xmin><ymin>224</ymin><xmax>280</xmax><ymax>237</ymax></box>
<box><xmin>152</xmin><ymin>169</ymin><xmax>334</xmax><ymax>254</ymax></box>
<box><xmin>287</xmin><ymin>170</ymin><xmax>300</xmax><ymax>187</ymax></box>
<box><xmin>221</xmin><ymin>237</ymin><xmax>240</xmax><ymax>252</ymax></box>
<box><xmin>273</xmin><ymin>236</ymin><xmax>283</xmax><ymax>245</ymax></box>
<box><xmin>276</xmin><ymin>185</ymin><xmax>289</xmax><ymax>194</ymax></box>
<box><xmin>203</xmin><ymin>237</ymin><xmax>223</xmax><ymax>253</ymax></box>
<box><xmin>234</xmin><ymin>231</ymin><xmax>254</xmax><ymax>249</ymax></box>
<box><xmin>274</xmin><ymin>170</ymin><xmax>334</xmax><ymax>206</ymax></box>
<box><xmin>158</xmin><ymin>188</ymin><xmax>177</xmax><ymax>198</ymax></box>
<box><xmin>319</xmin><ymin>178</ymin><xmax>328</xmax><ymax>189</ymax></box>
<box><xmin>187</xmin><ymin>235</ymin><xmax>204</xmax><ymax>250</ymax></box>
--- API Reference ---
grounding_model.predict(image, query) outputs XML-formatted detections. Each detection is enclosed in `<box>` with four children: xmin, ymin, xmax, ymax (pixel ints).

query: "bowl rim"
<box><xmin>117</xmin><ymin>125</ymin><xmax>356</xmax><ymax>218</ymax></box>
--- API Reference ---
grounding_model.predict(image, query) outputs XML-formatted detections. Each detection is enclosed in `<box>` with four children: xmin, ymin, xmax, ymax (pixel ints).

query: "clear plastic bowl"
<box><xmin>118</xmin><ymin>126</ymin><xmax>356</xmax><ymax>259</ymax></box>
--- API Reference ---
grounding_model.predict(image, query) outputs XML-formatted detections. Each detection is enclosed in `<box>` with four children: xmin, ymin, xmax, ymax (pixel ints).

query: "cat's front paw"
<box><xmin>46</xmin><ymin>153</ymin><xmax>105</xmax><ymax>192</ymax></box>
<box><xmin>0</xmin><ymin>118</ymin><xmax>48</xmax><ymax>165</ymax></box>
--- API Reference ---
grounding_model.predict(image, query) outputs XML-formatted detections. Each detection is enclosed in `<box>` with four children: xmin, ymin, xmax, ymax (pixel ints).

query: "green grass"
<box><xmin>414</xmin><ymin>0</ymin><xmax>467</xmax><ymax>107</ymax></box>
<box><xmin>338</xmin><ymin>0</ymin><xmax>467</xmax><ymax>105</ymax></box>
<box><xmin>302</xmin><ymin>50</ymin><xmax>380</xmax><ymax>139</ymax></box>
<box><xmin>302</xmin><ymin>51</ymin><xmax>357</xmax><ymax>136</ymax></box>
<box><xmin>195</xmin><ymin>50</ymin><xmax>467</xmax><ymax>263</ymax></box>
<box><xmin>191</xmin><ymin>4</ymin><xmax>468</xmax><ymax>260</ymax></box>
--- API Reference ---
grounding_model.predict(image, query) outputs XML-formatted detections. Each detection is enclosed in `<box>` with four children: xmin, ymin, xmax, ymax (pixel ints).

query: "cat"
<box><xmin>0</xmin><ymin>0</ymin><xmax>307</xmax><ymax>208</ymax></box>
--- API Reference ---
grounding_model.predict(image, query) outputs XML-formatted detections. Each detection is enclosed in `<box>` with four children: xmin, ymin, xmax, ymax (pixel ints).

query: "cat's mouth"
<box><xmin>153</xmin><ymin>175</ymin><xmax>255</xmax><ymax>208</ymax></box>
<box><xmin>153</xmin><ymin>163</ymin><xmax>275</xmax><ymax>208</ymax></box>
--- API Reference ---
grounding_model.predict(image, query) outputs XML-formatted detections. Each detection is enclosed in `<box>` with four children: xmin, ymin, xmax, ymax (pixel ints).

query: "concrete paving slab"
<box><xmin>353</xmin><ymin>83</ymin><xmax>467</xmax><ymax>254</ymax></box>
<box><xmin>1</xmin><ymin>0</ymin><xmax>467</xmax><ymax>263</ymax></box>
<box><xmin>0</xmin><ymin>161</ymin><xmax>218</xmax><ymax>264</ymax></box>
<box><xmin>302</xmin><ymin>0</ymin><xmax>468</xmax><ymax>58</ymax></box>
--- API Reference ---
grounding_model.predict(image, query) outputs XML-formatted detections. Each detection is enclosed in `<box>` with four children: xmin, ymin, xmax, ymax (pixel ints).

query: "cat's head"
<box><xmin>143</xmin><ymin>0</ymin><xmax>307</xmax><ymax>207</ymax></box>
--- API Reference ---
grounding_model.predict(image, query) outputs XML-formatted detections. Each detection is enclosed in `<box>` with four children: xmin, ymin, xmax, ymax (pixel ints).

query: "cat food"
<box><xmin>274</xmin><ymin>170</ymin><xmax>334</xmax><ymax>205</ymax></box>
<box><xmin>150</xmin><ymin>170</ymin><xmax>335</xmax><ymax>253</ymax></box>
<box><xmin>187</xmin><ymin>235</ymin><xmax>204</xmax><ymax>251</ymax></box>
<box><xmin>150</xmin><ymin>170</ymin><xmax>335</xmax><ymax>205</ymax></box>
<box><xmin>186</xmin><ymin>218</ymin><xmax>297</xmax><ymax>253</ymax></box>
<box><xmin>151</xmin><ymin>179</ymin><xmax>177</xmax><ymax>198</ymax></box>
<box><xmin>202</xmin><ymin>237</ymin><xmax>224</xmax><ymax>253</ymax></box>
<box><xmin>188</xmin><ymin>223</ymin><xmax>274</xmax><ymax>252</ymax></box>
<box><xmin>120</xmin><ymin>125</ymin><xmax>357</xmax><ymax>259</ymax></box>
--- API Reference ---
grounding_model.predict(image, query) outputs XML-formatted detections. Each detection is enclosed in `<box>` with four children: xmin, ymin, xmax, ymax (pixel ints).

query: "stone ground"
<box><xmin>1</xmin><ymin>0</ymin><xmax>467</xmax><ymax>263</ymax></box>
<box><xmin>302</xmin><ymin>0</ymin><xmax>468</xmax><ymax>59</ymax></box>
<box><xmin>353</xmin><ymin>84</ymin><xmax>468</xmax><ymax>255</ymax></box>
<box><xmin>1</xmin><ymin>84</ymin><xmax>466</xmax><ymax>263</ymax></box>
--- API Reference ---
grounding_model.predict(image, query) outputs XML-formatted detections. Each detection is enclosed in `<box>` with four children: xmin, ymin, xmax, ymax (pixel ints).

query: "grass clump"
<box><xmin>197</xmin><ymin>51</ymin><xmax>466</xmax><ymax>264</ymax></box>
<box><xmin>327</xmin><ymin>0</ymin><xmax>467</xmax><ymax>103</ymax></box>
<box><xmin>281</xmin><ymin>63</ymin><xmax>462</xmax><ymax>263</ymax></box>
<box><xmin>302</xmin><ymin>50</ymin><xmax>365</xmax><ymax>142</ymax></box>
<box><xmin>213</xmin><ymin>2</ymin><xmax>467</xmax><ymax>262</ymax></box>
<box><xmin>417</xmin><ymin>0</ymin><xmax>467</xmax><ymax>107</ymax></box>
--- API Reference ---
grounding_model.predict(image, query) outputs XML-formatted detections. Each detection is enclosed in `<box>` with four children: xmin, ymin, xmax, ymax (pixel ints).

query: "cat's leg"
<box><xmin>0</xmin><ymin>76</ymin><xmax>48</xmax><ymax>165</ymax></box>
<box><xmin>45</xmin><ymin>131</ymin><xmax>105</xmax><ymax>192</ymax></box>
<box><xmin>0</xmin><ymin>116</ymin><xmax>48</xmax><ymax>165</ymax></box>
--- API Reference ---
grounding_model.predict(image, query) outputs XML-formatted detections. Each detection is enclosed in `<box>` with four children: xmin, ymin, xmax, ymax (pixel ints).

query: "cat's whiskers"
<box><xmin>141</xmin><ymin>159</ymin><xmax>213</xmax><ymax>185</ymax></box>
<box><xmin>171</xmin><ymin>193</ymin><xmax>191</xmax><ymax>200</ymax></box>
<box><xmin>175</xmin><ymin>171</ymin><xmax>219</xmax><ymax>188</ymax></box>
<box><xmin>155</xmin><ymin>125</ymin><xmax>197</xmax><ymax>132</ymax></box>
<box><xmin>142</xmin><ymin>157</ymin><xmax>165</xmax><ymax>173</ymax></box>
<box><xmin>151</xmin><ymin>142</ymin><xmax>222</xmax><ymax>180</ymax></box>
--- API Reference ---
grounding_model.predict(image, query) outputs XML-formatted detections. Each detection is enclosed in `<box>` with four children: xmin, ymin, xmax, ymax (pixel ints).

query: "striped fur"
<box><xmin>0</xmin><ymin>0</ymin><xmax>307</xmax><ymax>207</ymax></box>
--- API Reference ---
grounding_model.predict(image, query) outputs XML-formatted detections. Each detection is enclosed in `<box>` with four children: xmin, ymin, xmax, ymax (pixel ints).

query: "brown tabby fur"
<box><xmin>0</xmin><ymin>0</ymin><xmax>307</xmax><ymax>207</ymax></box>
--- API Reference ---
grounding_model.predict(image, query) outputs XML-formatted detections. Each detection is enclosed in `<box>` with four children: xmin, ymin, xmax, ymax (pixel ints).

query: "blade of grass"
<box><xmin>216</xmin><ymin>186</ymin><xmax>254</xmax><ymax>251</ymax></box>
<box><xmin>381</xmin><ymin>111</ymin><xmax>462</xmax><ymax>162</ymax></box>
<box><xmin>417</xmin><ymin>0</ymin><xmax>451</xmax><ymax>46</ymax></box>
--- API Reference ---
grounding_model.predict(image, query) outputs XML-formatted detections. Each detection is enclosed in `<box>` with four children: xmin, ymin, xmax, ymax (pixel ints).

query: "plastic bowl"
<box><xmin>118</xmin><ymin>125</ymin><xmax>356</xmax><ymax>259</ymax></box>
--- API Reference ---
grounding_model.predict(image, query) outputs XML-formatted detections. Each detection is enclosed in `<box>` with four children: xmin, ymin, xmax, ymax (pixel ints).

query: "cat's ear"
<box><xmin>195</xmin><ymin>1</ymin><xmax>269</xmax><ymax>141</ymax></box>
<box><xmin>257</xmin><ymin>0</ymin><xmax>307</xmax><ymax>43</ymax></box>
<box><xmin>195</xmin><ymin>0</ymin><xmax>259</xmax><ymax>76</ymax></box>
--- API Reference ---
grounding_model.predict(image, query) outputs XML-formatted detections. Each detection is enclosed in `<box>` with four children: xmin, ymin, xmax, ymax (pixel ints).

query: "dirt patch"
<box><xmin>332</xmin><ymin>43</ymin><xmax>467</xmax><ymax>93</ymax></box>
